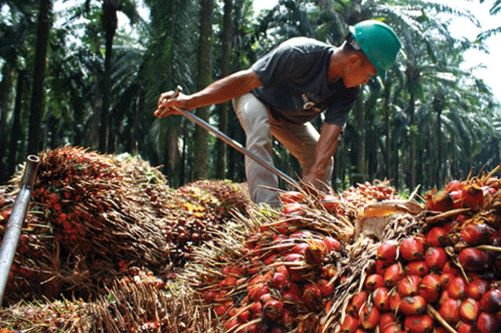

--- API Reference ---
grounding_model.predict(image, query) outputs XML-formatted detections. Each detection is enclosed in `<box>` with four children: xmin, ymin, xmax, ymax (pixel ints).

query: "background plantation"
<box><xmin>0</xmin><ymin>0</ymin><xmax>499</xmax><ymax>191</ymax></box>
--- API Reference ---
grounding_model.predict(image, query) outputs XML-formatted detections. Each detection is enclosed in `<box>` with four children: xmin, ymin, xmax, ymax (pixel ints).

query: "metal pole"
<box><xmin>0</xmin><ymin>155</ymin><xmax>39</xmax><ymax>306</ymax></box>
<box><xmin>175</xmin><ymin>106</ymin><xmax>297</xmax><ymax>187</ymax></box>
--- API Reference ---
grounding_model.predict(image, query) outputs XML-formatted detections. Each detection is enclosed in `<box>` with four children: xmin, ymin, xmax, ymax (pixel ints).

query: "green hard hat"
<box><xmin>349</xmin><ymin>20</ymin><xmax>402</xmax><ymax>79</ymax></box>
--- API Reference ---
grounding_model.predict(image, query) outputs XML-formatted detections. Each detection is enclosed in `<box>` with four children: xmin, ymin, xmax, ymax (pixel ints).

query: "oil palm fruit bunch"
<box><xmin>159</xmin><ymin>180</ymin><xmax>250</xmax><ymax>269</ymax></box>
<box><xmin>19</xmin><ymin>147</ymin><xmax>168</xmax><ymax>267</ymax></box>
<box><xmin>181</xmin><ymin>193</ymin><xmax>358</xmax><ymax>333</ymax></box>
<box><xmin>0</xmin><ymin>186</ymin><xmax>58</xmax><ymax>304</ymax></box>
<box><xmin>337</xmin><ymin>171</ymin><xmax>500</xmax><ymax>333</ymax></box>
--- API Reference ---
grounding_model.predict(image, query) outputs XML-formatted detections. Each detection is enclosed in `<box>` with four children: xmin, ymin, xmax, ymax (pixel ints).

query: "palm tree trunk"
<box><xmin>215</xmin><ymin>0</ymin><xmax>233</xmax><ymax>179</ymax></box>
<box><xmin>7</xmin><ymin>70</ymin><xmax>26</xmax><ymax>178</ymax></box>
<box><xmin>0</xmin><ymin>65</ymin><xmax>13</xmax><ymax>181</ymax></box>
<box><xmin>27</xmin><ymin>0</ymin><xmax>52</xmax><ymax>155</ymax></box>
<box><xmin>382</xmin><ymin>82</ymin><xmax>392</xmax><ymax>179</ymax></box>
<box><xmin>409</xmin><ymin>92</ymin><xmax>417</xmax><ymax>188</ymax></box>
<box><xmin>354</xmin><ymin>99</ymin><xmax>366</xmax><ymax>182</ymax></box>
<box><xmin>100</xmin><ymin>1</ymin><xmax>118</xmax><ymax>152</ymax></box>
<box><xmin>433</xmin><ymin>91</ymin><xmax>444</xmax><ymax>186</ymax></box>
<box><xmin>193</xmin><ymin>0</ymin><xmax>214</xmax><ymax>180</ymax></box>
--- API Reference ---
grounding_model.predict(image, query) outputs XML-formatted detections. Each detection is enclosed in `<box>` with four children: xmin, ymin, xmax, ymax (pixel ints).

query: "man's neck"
<box><xmin>328</xmin><ymin>47</ymin><xmax>347</xmax><ymax>83</ymax></box>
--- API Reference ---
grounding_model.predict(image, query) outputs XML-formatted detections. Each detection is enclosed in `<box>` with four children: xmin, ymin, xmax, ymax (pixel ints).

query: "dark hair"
<box><xmin>342</xmin><ymin>33</ymin><xmax>358</xmax><ymax>52</ymax></box>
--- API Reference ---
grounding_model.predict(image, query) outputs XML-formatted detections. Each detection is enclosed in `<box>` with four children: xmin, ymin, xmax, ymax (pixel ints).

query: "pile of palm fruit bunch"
<box><xmin>181</xmin><ymin>168</ymin><xmax>500</xmax><ymax>333</ymax></box>
<box><xmin>158</xmin><ymin>180</ymin><xmax>249</xmax><ymax>270</ymax></box>
<box><xmin>0</xmin><ymin>146</ymin><xmax>250</xmax><ymax>303</ymax></box>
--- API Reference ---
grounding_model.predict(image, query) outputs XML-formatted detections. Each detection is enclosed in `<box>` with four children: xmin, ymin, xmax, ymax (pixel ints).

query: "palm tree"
<box><xmin>27</xmin><ymin>0</ymin><xmax>53</xmax><ymax>155</ymax></box>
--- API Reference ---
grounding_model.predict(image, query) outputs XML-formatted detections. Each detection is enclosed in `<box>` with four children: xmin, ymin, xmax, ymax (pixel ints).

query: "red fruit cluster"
<box><xmin>345</xmin><ymin>217</ymin><xmax>501</xmax><ymax>333</ymax></box>
<box><xmin>201</xmin><ymin>222</ymin><xmax>342</xmax><ymax>332</ymax></box>
<box><xmin>426</xmin><ymin>178</ymin><xmax>499</xmax><ymax>212</ymax></box>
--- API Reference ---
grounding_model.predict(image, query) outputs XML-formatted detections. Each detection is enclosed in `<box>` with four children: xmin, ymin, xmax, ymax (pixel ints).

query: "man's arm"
<box><xmin>302</xmin><ymin>122</ymin><xmax>343</xmax><ymax>190</ymax></box>
<box><xmin>155</xmin><ymin>69</ymin><xmax>261</xmax><ymax>118</ymax></box>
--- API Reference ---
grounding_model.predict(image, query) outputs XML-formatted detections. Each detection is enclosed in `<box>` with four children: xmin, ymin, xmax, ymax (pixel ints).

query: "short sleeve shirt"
<box><xmin>251</xmin><ymin>37</ymin><xmax>360</xmax><ymax>126</ymax></box>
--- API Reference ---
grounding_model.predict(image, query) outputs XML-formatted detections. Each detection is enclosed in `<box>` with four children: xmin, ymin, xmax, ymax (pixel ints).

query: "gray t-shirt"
<box><xmin>251</xmin><ymin>37</ymin><xmax>360</xmax><ymax>126</ymax></box>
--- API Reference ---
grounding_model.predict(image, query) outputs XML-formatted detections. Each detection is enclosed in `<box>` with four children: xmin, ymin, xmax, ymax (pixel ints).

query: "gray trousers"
<box><xmin>232</xmin><ymin>93</ymin><xmax>333</xmax><ymax>207</ymax></box>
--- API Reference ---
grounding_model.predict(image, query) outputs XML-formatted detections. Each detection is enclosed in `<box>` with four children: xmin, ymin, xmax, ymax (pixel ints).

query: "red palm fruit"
<box><xmin>282</xmin><ymin>202</ymin><xmax>305</xmax><ymax>215</ymax></box>
<box><xmin>439</xmin><ymin>272</ymin><xmax>454</xmax><ymax>289</ymax></box>
<box><xmin>203</xmin><ymin>290</ymin><xmax>217</xmax><ymax>303</ymax></box>
<box><xmin>303</xmin><ymin>284</ymin><xmax>322</xmax><ymax>311</ymax></box>
<box><xmin>404</xmin><ymin>314</ymin><xmax>434</xmax><ymax>333</ymax></box>
<box><xmin>461</xmin><ymin>223</ymin><xmax>494</xmax><ymax>245</ymax></box>
<box><xmin>480</xmin><ymin>289</ymin><xmax>501</xmax><ymax>313</ymax></box>
<box><xmin>263</xmin><ymin>299</ymin><xmax>284</xmax><ymax>321</ymax></box>
<box><xmin>270</xmin><ymin>272</ymin><xmax>288</xmax><ymax>290</ymax></box>
<box><xmin>439</xmin><ymin>299</ymin><xmax>460</xmax><ymax>324</ymax></box>
<box><xmin>321</xmin><ymin>194</ymin><xmax>339</xmax><ymax>212</ymax></box>
<box><xmin>249</xmin><ymin>284</ymin><xmax>269</xmax><ymax>302</ymax></box>
<box><xmin>291</xmin><ymin>243</ymin><xmax>309</xmax><ymax>255</ymax></box>
<box><xmin>340</xmin><ymin>315</ymin><xmax>359</xmax><ymax>333</ymax></box>
<box><xmin>459</xmin><ymin>248</ymin><xmax>490</xmax><ymax>272</ymax></box>
<box><xmin>446</xmin><ymin>180</ymin><xmax>464</xmax><ymax>192</ymax></box>
<box><xmin>365</xmin><ymin>274</ymin><xmax>384</xmax><ymax>291</ymax></box>
<box><xmin>375</xmin><ymin>260</ymin><xmax>387</xmax><ymax>275</ymax></box>
<box><xmin>399</xmin><ymin>296</ymin><xmax>427</xmax><ymax>315</ymax></box>
<box><xmin>238</xmin><ymin>309</ymin><xmax>250</xmax><ymax>323</ymax></box>
<box><xmin>400</xmin><ymin>236</ymin><xmax>425</xmax><ymax>261</ymax></box>
<box><xmin>323</xmin><ymin>236</ymin><xmax>341</xmax><ymax>252</ymax></box>
<box><xmin>398</xmin><ymin>275</ymin><xmax>421</xmax><ymax>297</ymax></box>
<box><xmin>384</xmin><ymin>263</ymin><xmax>405</xmax><ymax>287</ymax></box>
<box><xmin>462</xmin><ymin>185</ymin><xmax>484</xmax><ymax>209</ymax></box>
<box><xmin>466</xmin><ymin>279</ymin><xmax>489</xmax><ymax>300</ymax></box>
<box><xmin>457</xmin><ymin>322</ymin><xmax>474</xmax><ymax>333</ymax></box>
<box><xmin>259</xmin><ymin>293</ymin><xmax>274</xmax><ymax>304</ymax></box>
<box><xmin>249</xmin><ymin>301</ymin><xmax>262</xmax><ymax>315</ymax></box>
<box><xmin>360</xmin><ymin>304</ymin><xmax>381</xmax><ymax>330</ymax></box>
<box><xmin>281</xmin><ymin>310</ymin><xmax>295</xmax><ymax>329</ymax></box>
<box><xmin>425</xmin><ymin>226</ymin><xmax>447</xmax><ymax>247</ymax></box>
<box><xmin>439</xmin><ymin>290</ymin><xmax>452</xmax><ymax>306</ymax></box>
<box><xmin>389</xmin><ymin>290</ymin><xmax>402</xmax><ymax>312</ymax></box>
<box><xmin>373</xmin><ymin>287</ymin><xmax>390</xmax><ymax>311</ymax></box>
<box><xmin>448</xmin><ymin>276</ymin><xmax>467</xmax><ymax>299</ymax></box>
<box><xmin>460</xmin><ymin>298</ymin><xmax>480</xmax><ymax>322</ymax></box>
<box><xmin>425</xmin><ymin>190</ymin><xmax>453</xmax><ymax>212</ymax></box>
<box><xmin>442</xmin><ymin>261</ymin><xmax>460</xmax><ymax>275</ymax></box>
<box><xmin>348</xmin><ymin>291</ymin><xmax>368</xmax><ymax>316</ymax></box>
<box><xmin>406</xmin><ymin>261</ymin><xmax>429</xmax><ymax>277</ymax></box>
<box><xmin>282</xmin><ymin>291</ymin><xmax>300</xmax><ymax>304</ymax></box>
<box><xmin>424</xmin><ymin>247</ymin><xmax>448</xmax><ymax>271</ymax></box>
<box><xmin>318</xmin><ymin>279</ymin><xmax>334</xmax><ymax>297</ymax></box>
<box><xmin>325</xmin><ymin>300</ymin><xmax>333</xmax><ymax>313</ymax></box>
<box><xmin>419</xmin><ymin>274</ymin><xmax>442</xmax><ymax>303</ymax></box>
<box><xmin>280</xmin><ymin>191</ymin><xmax>304</xmax><ymax>204</ymax></box>
<box><xmin>377</xmin><ymin>240</ymin><xmax>398</xmax><ymax>265</ymax></box>
<box><xmin>449</xmin><ymin>190</ymin><xmax>465</xmax><ymax>209</ymax></box>
<box><xmin>283</xmin><ymin>253</ymin><xmax>304</xmax><ymax>263</ymax></box>
<box><xmin>476</xmin><ymin>312</ymin><xmax>499</xmax><ymax>333</ymax></box>
<box><xmin>224</xmin><ymin>318</ymin><xmax>239</xmax><ymax>330</ymax></box>
<box><xmin>214</xmin><ymin>304</ymin><xmax>227</xmax><ymax>316</ymax></box>
<box><xmin>379</xmin><ymin>313</ymin><xmax>395</xmax><ymax>330</ymax></box>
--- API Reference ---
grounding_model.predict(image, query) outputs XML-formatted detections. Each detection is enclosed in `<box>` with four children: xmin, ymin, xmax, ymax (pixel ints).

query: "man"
<box><xmin>154</xmin><ymin>20</ymin><xmax>401</xmax><ymax>207</ymax></box>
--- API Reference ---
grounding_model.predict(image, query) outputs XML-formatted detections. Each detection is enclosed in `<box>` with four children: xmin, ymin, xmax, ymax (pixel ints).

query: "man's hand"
<box><xmin>154</xmin><ymin>90</ymin><xmax>191</xmax><ymax>118</ymax></box>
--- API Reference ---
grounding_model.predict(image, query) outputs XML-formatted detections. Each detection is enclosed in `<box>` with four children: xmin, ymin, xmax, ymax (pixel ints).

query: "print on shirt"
<box><xmin>302</xmin><ymin>93</ymin><xmax>324</xmax><ymax>113</ymax></box>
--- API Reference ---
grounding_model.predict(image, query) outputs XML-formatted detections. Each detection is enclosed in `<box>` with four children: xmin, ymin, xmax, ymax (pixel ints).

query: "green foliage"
<box><xmin>0</xmin><ymin>0</ymin><xmax>499</xmax><ymax>192</ymax></box>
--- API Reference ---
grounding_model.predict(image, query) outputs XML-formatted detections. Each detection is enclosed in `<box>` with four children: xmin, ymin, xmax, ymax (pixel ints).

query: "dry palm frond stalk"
<box><xmin>0</xmin><ymin>297</ymin><xmax>93</xmax><ymax>333</ymax></box>
<box><xmin>0</xmin><ymin>270</ymin><xmax>219</xmax><ymax>333</ymax></box>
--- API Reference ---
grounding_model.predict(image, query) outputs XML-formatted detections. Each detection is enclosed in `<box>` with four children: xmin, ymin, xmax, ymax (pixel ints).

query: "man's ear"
<box><xmin>348</xmin><ymin>53</ymin><xmax>363</xmax><ymax>67</ymax></box>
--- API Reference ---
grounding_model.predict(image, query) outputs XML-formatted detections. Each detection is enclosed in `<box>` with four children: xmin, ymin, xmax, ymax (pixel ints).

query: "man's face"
<box><xmin>342</xmin><ymin>53</ymin><xmax>377</xmax><ymax>88</ymax></box>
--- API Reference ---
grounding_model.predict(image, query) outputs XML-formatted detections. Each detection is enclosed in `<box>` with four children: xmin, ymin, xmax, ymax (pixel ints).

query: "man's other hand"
<box><xmin>154</xmin><ymin>90</ymin><xmax>191</xmax><ymax>118</ymax></box>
